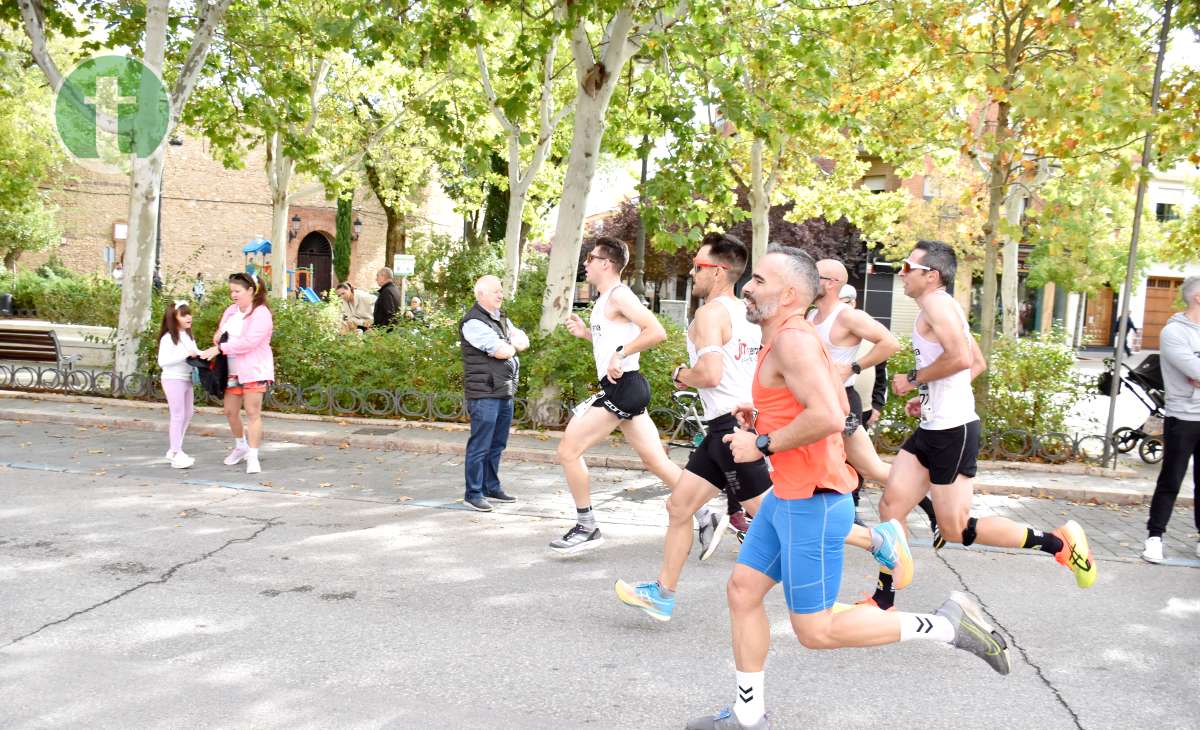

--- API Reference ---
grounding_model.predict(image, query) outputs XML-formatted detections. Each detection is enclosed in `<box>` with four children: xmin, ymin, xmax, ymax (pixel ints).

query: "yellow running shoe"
<box><xmin>1053</xmin><ymin>520</ymin><xmax>1097</xmax><ymax>589</ymax></box>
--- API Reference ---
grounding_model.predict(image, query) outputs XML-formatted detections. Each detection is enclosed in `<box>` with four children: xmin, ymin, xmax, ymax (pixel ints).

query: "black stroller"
<box><xmin>1098</xmin><ymin>354</ymin><xmax>1166</xmax><ymax>464</ymax></box>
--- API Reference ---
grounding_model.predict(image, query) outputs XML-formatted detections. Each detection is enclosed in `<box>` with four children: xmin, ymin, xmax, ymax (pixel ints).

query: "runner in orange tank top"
<box><xmin>687</xmin><ymin>246</ymin><xmax>1010</xmax><ymax>730</ymax></box>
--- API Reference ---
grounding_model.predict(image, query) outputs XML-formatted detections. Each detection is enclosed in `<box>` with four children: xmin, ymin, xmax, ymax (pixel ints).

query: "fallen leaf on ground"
<box><xmin>319</xmin><ymin>482</ymin><xmax>334</xmax><ymax>488</ymax></box>
<box><xmin>261</xmin><ymin>481</ymin><xmax>273</xmax><ymax>487</ymax></box>
<box><xmin>15</xmin><ymin>419</ymin><xmax>30</xmax><ymax>424</ymax></box>
<box><xmin>396</xmin><ymin>496</ymin><xmax>412</xmax><ymax>502</ymax></box>
<box><xmin>87</xmin><ymin>449</ymin><xmax>104</xmax><ymax>454</ymax></box>
<box><xmin>338</xmin><ymin>442</ymin><xmax>350</xmax><ymax>449</ymax></box>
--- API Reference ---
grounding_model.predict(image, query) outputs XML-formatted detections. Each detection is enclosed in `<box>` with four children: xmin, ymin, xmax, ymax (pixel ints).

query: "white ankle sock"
<box><xmin>899</xmin><ymin>613</ymin><xmax>955</xmax><ymax>643</ymax></box>
<box><xmin>247</xmin><ymin>448</ymin><xmax>259</xmax><ymax>459</ymax></box>
<box><xmin>734</xmin><ymin>670</ymin><xmax>764</xmax><ymax>725</ymax></box>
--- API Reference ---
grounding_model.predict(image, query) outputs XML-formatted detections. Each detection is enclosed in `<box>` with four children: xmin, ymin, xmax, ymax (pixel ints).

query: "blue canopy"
<box><xmin>242</xmin><ymin>237</ymin><xmax>271</xmax><ymax>255</ymax></box>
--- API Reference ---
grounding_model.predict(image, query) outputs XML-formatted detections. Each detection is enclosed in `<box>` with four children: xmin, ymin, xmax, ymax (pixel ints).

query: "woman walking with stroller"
<box><xmin>200</xmin><ymin>273</ymin><xmax>274</xmax><ymax>474</ymax></box>
<box><xmin>158</xmin><ymin>300</ymin><xmax>201</xmax><ymax>469</ymax></box>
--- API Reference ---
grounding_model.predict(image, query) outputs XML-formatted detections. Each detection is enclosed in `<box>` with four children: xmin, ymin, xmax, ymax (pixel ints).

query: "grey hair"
<box><xmin>474</xmin><ymin>274</ymin><xmax>502</xmax><ymax>298</ymax></box>
<box><xmin>377</xmin><ymin>267</ymin><xmax>394</xmax><ymax>280</ymax></box>
<box><xmin>913</xmin><ymin>240</ymin><xmax>957</xmax><ymax>292</ymax></box>
<box><xmin>1182</xmin><ymin>275</ymin><xmax>1200</xmax><ymax>305</ymax></box>
<box><xmin>767</xmin><ymin>244</ymin><xmax>819</xmax><ymax>301</ymax></box>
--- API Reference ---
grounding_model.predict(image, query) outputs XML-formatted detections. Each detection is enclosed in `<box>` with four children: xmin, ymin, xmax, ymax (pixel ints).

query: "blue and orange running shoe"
<box><xmin>870</xmin><ymin>518</ymin><xmax>914</xmax><ymax>590</ymax></box>
<box><xmin>614</xmin><ymin>579</ymin><xmax>676</xmax><ymax>622</ymax></box>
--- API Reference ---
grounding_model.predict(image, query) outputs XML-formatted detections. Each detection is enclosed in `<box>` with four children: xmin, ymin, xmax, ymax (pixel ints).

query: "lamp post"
<box><xmin>155</xmin><ymin>136</ymin><xmax>184</xmax><ymax>281</ymax></box>
<box><xmin>288</xmin><ymin>214</ymin><xmax>302</xmax><ymax>241</ymax></box>
<box><xmin>352</xmin><ymin>217</ymin><xmax>362</xmax><ymax>242</ymax></box>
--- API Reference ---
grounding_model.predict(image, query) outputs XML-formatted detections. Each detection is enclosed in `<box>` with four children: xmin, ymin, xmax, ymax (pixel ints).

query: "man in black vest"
<box><xmin>460</xmin><ymin>275</ymin><xmax>530</xmax><ymax>511</ymax></box>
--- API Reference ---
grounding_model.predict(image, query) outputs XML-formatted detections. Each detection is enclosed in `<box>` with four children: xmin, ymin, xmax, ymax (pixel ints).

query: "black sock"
<box><xmin>871</xmin><ymin>571</ymin><xmax>895</xmax><ymax>610</ymax></box>
<box><xmin>1022</xmin><ymin>528</ymin><xmax>1063</xmax><ymax>555</ymax></box>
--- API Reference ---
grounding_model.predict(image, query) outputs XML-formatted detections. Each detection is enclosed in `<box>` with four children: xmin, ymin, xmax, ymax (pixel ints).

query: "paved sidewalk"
<box><xmin>2</xmin><ymin>390</ymin><xmax>1187</xmax><ymax>508</ymax></box>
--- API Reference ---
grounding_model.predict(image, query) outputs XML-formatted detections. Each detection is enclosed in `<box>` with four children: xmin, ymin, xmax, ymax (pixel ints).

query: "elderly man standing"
<box><xmin>460</xmin><ymin>274</ymin><xmax>530</xmax><ymax>511</ymax></box>
<box><xmin>373</xmin><ymin>267</ymin><xmax>404</xmax><ymax>328</ymax></box>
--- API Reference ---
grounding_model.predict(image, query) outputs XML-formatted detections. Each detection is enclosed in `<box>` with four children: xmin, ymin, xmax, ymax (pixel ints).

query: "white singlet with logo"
<box><xmin>686</xmin><ymin>296</ymin><xmax>761</xmax><ymax>421</ymax></box>
<box><xmin>807</xmin><ymin>302</ymin><xmax>859</xmax><ymax>387</ymax></box>
<box><xmin>590</xmin><ymin>284</ymin><xmax>641</xmax><ymax>380</ymax></box>
<box><xmin>913</xmin><ymin>291</ymin><xmax>977</xmax><ymax>429</ymax></box>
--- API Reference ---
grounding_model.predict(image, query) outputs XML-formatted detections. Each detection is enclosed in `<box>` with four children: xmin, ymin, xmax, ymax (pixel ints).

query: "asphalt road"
<box><xmin>1</xmin><ymin>422</ymin><xmax>1198</xmax><ymax>729</ymax></box>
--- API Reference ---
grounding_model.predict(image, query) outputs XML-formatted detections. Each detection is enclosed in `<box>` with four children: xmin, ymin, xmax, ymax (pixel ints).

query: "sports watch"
<box><xmin>755</xmin><ymin>433</ymin><xmax>773</xmax><ymax>456</ymax></box>
<box><xmin>850</xmin><ymin>361</ymin><xmax>862</xmax><ymax>375</ymax></box>
<box><xmin>906</xmin><ymin>368</ymin><xmax>919</xmax><ymax>385</ymax></box>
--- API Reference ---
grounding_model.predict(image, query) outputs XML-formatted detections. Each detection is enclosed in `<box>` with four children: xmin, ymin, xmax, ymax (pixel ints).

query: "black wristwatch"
<box><xmin>851</xmin><ymin>361</ymin><xmax>862</xmax><ymax>375</ymax></box>
<box><xmin>907</xmin><ymin>368</ymin><xmax>919</xmax><ymax>385</ymax></box>
<box><xmin>755</xmin><ymin>433</ymin><xmax>773</xmax><ymax>456</ymax></box>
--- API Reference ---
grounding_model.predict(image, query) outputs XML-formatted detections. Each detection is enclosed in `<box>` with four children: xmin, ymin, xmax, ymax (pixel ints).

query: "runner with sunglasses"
<box><xmin>550</xmin><ymin>237</ymin><xmax>682</xmax><ymax>554</ymax></box>
<box><xmin>863</xmin><ymin>240</ymin><xmax>1096</xmax><ymax>612</ymax></box>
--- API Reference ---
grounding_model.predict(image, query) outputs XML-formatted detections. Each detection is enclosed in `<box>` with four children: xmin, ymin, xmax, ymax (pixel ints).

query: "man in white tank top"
<box><xmin>551</xmin><ymin>237</ymin><xmax>683</xmax><ymax>555</ymax></box>
<box><xmin>808</xmin><ymin>259</ymin><xmax>900</xmax><ymax>488</ymax></box>
<box><xmin>613</xmin><ymin>233</ymin><xmax>774</xmax><ymax>622</ymax></box>
<box><xmin>865</xmin><ymin>240</ymin><xmax>1097</xmax><ymax>612</ymax></box>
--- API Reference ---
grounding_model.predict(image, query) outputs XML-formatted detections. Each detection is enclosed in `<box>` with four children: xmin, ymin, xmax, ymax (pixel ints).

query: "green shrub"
<box><xmin>0</xmin><ymin>268</ymin><xmax>120</xmax><ymax>326</ymax></box>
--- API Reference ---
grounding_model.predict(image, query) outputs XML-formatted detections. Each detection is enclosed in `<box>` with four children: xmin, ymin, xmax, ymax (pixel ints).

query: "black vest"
<box><xmin>459</xmin><ymin>303</ymin><xmax>519</xmax><ymax>399</ymax></box>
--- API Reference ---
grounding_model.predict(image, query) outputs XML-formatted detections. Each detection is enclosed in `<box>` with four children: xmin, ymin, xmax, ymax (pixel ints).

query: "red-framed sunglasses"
<box><xmin>900</xmin><ymin>259</ymin><xmax>933</xmax><ymax>274</ymax></box>
<box><xmin>691</xmin><ymin>260</ymin><xmax>728</xmax><ymax>272</ymax></box>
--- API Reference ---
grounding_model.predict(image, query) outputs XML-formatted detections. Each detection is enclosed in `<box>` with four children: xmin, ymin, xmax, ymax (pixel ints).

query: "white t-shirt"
<box><xmin>157</xmin><ymin>331</ymin><xmax>200</xmax><ymax>381</ymax></box>
<box><xmin>686</xmin><ymin>296</ymin><xmax>761</xmax><ymax>421</ymax></box>
<box><xmin>220</xmin><ymin>309</ymin><xmax>247</xmax><ymax>373</ymax></box>
<box><xmin>590</xmin><ymin>285</ymin><xmax>641</xmax><ymax>380</ymax></box>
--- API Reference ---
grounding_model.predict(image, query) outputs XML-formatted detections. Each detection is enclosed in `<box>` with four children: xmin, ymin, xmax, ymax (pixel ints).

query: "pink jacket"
<box><xmin>217</xmin><ymin>303</ymin><xmax>275</xmax><ymax>383</ymax></box>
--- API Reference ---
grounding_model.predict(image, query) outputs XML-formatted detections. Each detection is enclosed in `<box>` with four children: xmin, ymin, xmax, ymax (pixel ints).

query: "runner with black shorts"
<box><xmin>613</xmin><ymin>234</ymin><xmax>770</xmax><ymax>620</ymax></box>
<box><xmin>865</xmin><ymin>240</ymin><xmax>1097</xmax><ymax>612</ymax></box>
<box><xmin>550</xmin><ymin>237</ymin><xmax>683</xmax><ymax>554</ymax></box>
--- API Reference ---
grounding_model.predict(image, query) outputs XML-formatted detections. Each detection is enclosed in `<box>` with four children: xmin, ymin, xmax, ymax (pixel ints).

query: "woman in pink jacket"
<box><xmin>200</xmin><ymin>272</ymin><xmax>274</xmax><ymax>474</ymax></box>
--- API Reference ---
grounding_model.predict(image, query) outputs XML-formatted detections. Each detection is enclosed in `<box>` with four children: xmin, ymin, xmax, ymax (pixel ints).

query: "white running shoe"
<box><xmin>1142</xmin><ymin>536</ymin><xmax>1164</xmax><ymax>563</ymax></box>
<box><xmin>224</xmin><ymin>443</ymin><xmax>250</xmax><ymax>466</ymax></box>
<box><xmin>245</xmin><ymin>454</ymin><xmax>261</xmax><ymax>474</ymax></box>
<box><xmin>164</xmin><ymin>450</ymin><xmax>176</xmax><ymax>463</ymax></box>
<box><xmin>1195</xmin><ymin>541</ymin><xmax>1200</xmax><ymax>559</ymax></box>
<box><xmin>170</xmin><ymin>452</ymin><xmax>195</xmax><ymax>469</ymax></box>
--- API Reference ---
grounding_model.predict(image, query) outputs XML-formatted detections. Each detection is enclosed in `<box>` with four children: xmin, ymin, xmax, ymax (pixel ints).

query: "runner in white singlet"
<box><xmin>551</xmin><ymin>237</ymin><xmax>682</xmax><ymax>555</ymax></box>
<box><xmin>614</xmin><ymin>234</ymin><xmax>774</xmax><ymax>622</ymax></box>
<box><xmin>865</xmin><ymin>240</ymin><xmax>1097</xmax><ymax>613</ymax></box>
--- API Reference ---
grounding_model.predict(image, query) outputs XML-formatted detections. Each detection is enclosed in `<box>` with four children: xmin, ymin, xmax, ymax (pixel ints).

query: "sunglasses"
<box><xmin>901</xmin><ymin>259</ymin><xmax>933</xmax><ymax>274</ymax></box>
<box><xmin>691</xmin><ymin>260</ymin><xmax>728</xmax><ymax>272</ymax></box>
<box><xmin>585</xmin><ymin>253</ymin><xmax>611</xmax><ymax>264</ymax></box>
<box><xmin>818</xmin><ymin>275</ymin><xmax>840</xmax><ymax>283</ymax></box>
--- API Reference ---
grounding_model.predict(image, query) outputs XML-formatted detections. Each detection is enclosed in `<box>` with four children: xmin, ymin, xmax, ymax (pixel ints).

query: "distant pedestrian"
<box><xmin>405</xmin><ymin>296</ymin><xmax>427</xmax><ymax>323</ymax></box>
<box><xmin>459</xmin><ymin>275</ymin><xmax>528</xmax><ymax>511</ymax></box>
<box><xmin>199</xmin><ymin>272</ymin><xmax>274</xmax><ymax>475</ymax></box>
<box><xmin>157</xmin><ymin>300</ymin><xmax>201</xmax><ymax>469</ymax></box>
<box><xmin>1119</xmin><ymin>313</ymin><xmax>1141</xmax><ymax>358</ymax></box>
<box><xmin>192</xmin><ymin>272</ymin><xmax>206</xmax><ymax>304</ymax></box>
<box><xmin>1142</xmin><ymin>275</ymin><xmax>1200</xmax><ymax>563</ymax></box>
<box><xmin>336</xmin><ymin>281</ymin><xmax>376</xmax><ymax>333</ymax></box>
<box><xmin>112</xmin><ymin>262</ymin><xmax>124</xmax><ymax>287</ymax></box>
<box><xmin>373</xmin><ymin>267</ymin><xmax>403</xmax><ymax>328</ymax></box>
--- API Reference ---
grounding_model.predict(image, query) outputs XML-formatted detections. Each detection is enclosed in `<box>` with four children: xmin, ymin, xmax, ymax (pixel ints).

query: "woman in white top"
<box><xmin>157</xmin><ymin>300</ymin><xmax>201</xmax><ymax>468</ymax></box>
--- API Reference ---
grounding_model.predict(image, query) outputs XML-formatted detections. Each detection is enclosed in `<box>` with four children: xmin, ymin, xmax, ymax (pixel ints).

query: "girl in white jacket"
<box><xmin>157</xmin><ymin>300</ymin><xmax>201</xmax><ymax>468</ymax></box>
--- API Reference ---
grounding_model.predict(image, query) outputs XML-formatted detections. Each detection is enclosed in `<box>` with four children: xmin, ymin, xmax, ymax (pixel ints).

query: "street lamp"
<box><xmin>288</xmin><ymin>214</ymin><xmax>302</xmax><ymax>241</ymax></box>
<box><xmin>352</xmin><ymin>217</ymin><xmax>362</xmax><ymax>241</ymax></box>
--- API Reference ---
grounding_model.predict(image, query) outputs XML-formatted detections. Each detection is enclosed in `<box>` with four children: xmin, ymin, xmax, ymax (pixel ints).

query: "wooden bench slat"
<box><xmin>0</xmin><ymin>328</ymin><xmax>65</xmax><ymax>365</ymax></box>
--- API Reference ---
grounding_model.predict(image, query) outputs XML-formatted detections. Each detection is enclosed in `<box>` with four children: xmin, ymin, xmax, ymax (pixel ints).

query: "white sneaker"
<box><xmin>245</xmin><ymin>454</ymin><xmax>261</xmax><ymax>474</ymax></box>
<box><xmin>224</xmin><ymin>443</ymin><xmax>250</xmax><ymax>466</ymax></box>
<box><xmin>1142</xmin><ymin>536</ymin><xmax>1164</xmax><ymax>563</ymax></box>
<box><xmin>164</xmin><ymin>450</ymin><xmax>176</xmax><ymax>463</ymax></box>
<box><xmin>1195</xmin><ymin>542</ymin><xmax>1200</xmax><ymax>559</ymax></box>
<box><xmin>170</xmin><ymin>452</ymin><xmax>195</xmax><ymax>469</ymax></box>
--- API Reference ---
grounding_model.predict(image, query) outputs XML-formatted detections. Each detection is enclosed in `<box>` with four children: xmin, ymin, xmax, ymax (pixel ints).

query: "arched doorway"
<box><xmin>297</xmin><ymin>232</ymin><xmax>333</xmax><ymax>295</ymax></box>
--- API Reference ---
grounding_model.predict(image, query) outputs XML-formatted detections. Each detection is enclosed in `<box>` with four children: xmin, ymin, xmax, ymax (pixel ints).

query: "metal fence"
<box><xmin>0</xmin><ymin>363</ymin><xmax>1117</xmax><ymax>465</ymax></box>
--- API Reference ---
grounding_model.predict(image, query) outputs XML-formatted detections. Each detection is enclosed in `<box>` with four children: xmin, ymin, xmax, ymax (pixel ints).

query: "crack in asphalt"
<box><xmin>1</xmin><ymin>517</ymin><xmax>280</xmax><ymax>650</ymax></box>
<box><xmin>934</xmin><ymin>550</ymin><xmax>1086</xmax><ymax>730</ymax></box>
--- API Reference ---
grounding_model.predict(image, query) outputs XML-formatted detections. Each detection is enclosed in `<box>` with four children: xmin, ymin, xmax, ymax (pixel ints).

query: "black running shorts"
<box><xmin>844</xmin><ymin>386</ymin><xmax>862</xmax><ymax>436</ymax></box>
<box><xmin>684</xmin><ymin>413</ymin><xmax>773</xmax><ymax>503</ymax></box>
<box><xmin>589</xmin><ymin>371</ymin><xmax>651</xmax><ymax>420</ymax></box>
<box><xmin>900</xmin><ymin>419</ymin><xmax>981</xmax><ymax>486</ymax></box>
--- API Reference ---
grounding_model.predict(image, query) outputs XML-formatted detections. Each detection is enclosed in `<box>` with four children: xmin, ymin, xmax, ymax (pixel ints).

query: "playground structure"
<box><xmin>241</xmin><ymin>237</ymin><xmax>320</xmax><ymax>302</ymax></box>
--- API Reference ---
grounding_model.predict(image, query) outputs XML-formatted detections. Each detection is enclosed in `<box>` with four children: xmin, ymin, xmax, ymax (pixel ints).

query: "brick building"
<box><xmin>29</xmin><ymin>133</ymin><xmax>459</xmax><ymax>294</ymax></box>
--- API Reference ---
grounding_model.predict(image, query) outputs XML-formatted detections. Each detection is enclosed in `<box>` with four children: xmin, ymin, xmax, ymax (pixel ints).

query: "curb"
<box><xmin>0</xmin><ymin>401</ymin><xmax>1182</xmax><ymax>508</ymax></box>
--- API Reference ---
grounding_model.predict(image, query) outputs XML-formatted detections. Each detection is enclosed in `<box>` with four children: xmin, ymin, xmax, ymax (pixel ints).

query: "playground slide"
<box><xmin>299</xmin><ymin>287</ymin><xmax>320</xmax><ymax>303</ymax></box>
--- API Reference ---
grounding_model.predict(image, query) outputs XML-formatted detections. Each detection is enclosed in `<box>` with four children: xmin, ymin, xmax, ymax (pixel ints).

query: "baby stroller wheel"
<box><xmin>1111</xmin><ymin>427</ymin><xmax>1141</xmax><ymax>454</ymax></box>
<box><xmin>1139</xmin><ymin>437</ymin><xmax>1164</xmax><ymax>464</ymax></box>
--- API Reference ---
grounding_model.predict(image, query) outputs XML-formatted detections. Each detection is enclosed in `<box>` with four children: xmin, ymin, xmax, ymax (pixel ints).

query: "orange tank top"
<box><xmin>752</xmin><ymin>314</ymin><xmax>857</xmax><ymax>500</ymax></box>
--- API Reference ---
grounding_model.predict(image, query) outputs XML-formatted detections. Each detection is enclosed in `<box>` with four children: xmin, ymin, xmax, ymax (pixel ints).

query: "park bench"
<box><xmin>0</xmin><ymin>327</ymin><xmax>82</xmax><ymax>369</ymax></box>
